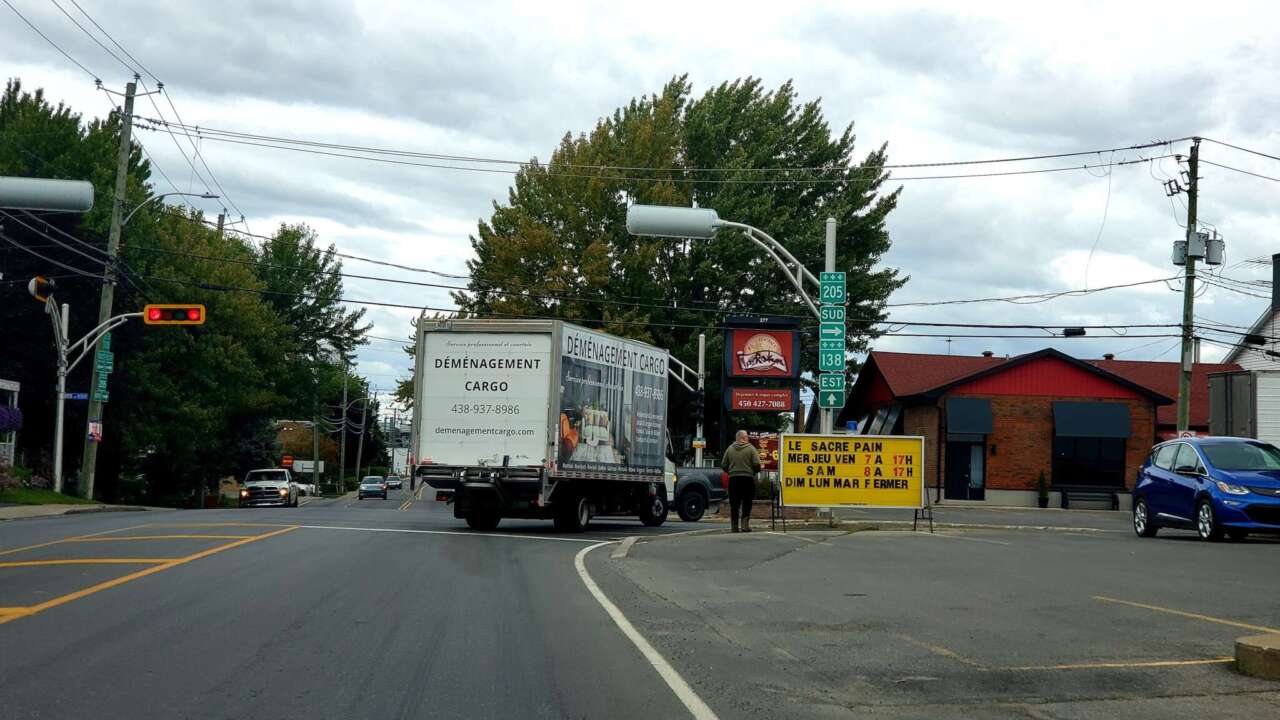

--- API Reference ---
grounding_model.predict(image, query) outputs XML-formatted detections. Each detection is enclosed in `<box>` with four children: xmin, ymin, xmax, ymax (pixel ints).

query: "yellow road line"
<box><xmin>1094</xmin><ymin>596</ymin><xmax>1280</xmax><ymax>635</ymax></box>
<box><xmin>0</xmin><ymin>558</ymin><xmax>172</xmax><ymax>568</ymax></box>
<box><xmin>894</xmin><ymin>633</ymin><xmax>985</xmax><ymax>667</ymax></box>
<box><xmin>61</xmin><ymin>534</ymin><xmax>254</xmax><ymax>541</ymax></box>
<box><xmin>0</xmin><ymin>524</ymin><xmax>148</xmax><ymax>557</ymax></box>
<box><xmin>1004</xmin><ymin>657</ymin><xmax>1235</xmax><ymax>671</ymax></box>
<box><xmin>398</xmin><ymin>499</ymin><xmax>412</xmax><ymax>511</ymax></box>
<box><xmin>0</xmin><ymin>607</ymin><xmax>34</xmax><ymax>617</ymax></box>
<box><xmin>0</xmin><ymin>525</ymin><xmax>298</xmax><ymax>626</ymax></box>
<box><xmin>142</xmin><ymin>522</ymin><xmax>290</xmax><ymax>528</ymax></box>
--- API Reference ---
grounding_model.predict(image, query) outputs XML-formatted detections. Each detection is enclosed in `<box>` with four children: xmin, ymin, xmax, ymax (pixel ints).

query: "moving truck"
<box><xmin>411</xmin><ymin>318</ymin><xmax>673</xmax><ymax>531</ymax></box>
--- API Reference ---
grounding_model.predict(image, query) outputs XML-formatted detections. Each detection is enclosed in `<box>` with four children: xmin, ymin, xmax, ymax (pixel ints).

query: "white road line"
<box><xmin>295</xmin><ymin>524</ymin><xmax>600</xmax><ymax>543</ymax></box>
<box><xmin>611</xmin><ymin>535</ymin><xmax>640</xmax><ymax>559</ymax></box>
<box><xmin>575</xmin><ymin>542</ymin><xmax>719</xmax><ymax>720</ymax></box>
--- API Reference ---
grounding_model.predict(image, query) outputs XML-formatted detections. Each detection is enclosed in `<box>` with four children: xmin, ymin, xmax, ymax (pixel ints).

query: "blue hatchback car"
<box><xmin>1134</xmin><ymin>437</ymin><xmax>1280</xmax><ymax>540</ymax></box>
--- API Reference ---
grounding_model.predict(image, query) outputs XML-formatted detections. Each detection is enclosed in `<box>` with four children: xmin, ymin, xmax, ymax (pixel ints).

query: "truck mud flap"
<box><xmin>454</xmin><ymin>483</ymin><xmax>505</xmax><ymax>519</ymax></box>
<box><xmin>418</xmin><ymin>466</ymin><xmax>462</xmax><ymax>491</ymax></box>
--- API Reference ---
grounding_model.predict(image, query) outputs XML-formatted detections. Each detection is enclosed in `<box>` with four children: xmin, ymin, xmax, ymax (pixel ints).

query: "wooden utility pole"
<box><xmin>79</xmin><ymin>79</ymin><xmax>136</xmax><ymax>499</ymax></box>
<box><xmin>1176</xmin><ymin>138</ymin><xmax>1201</xmax><ymax>433</ymax></box>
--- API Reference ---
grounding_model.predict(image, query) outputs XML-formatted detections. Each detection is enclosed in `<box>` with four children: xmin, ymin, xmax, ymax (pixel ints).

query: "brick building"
<box><xmin>838</xmin><ymin>348</ymin><xmax>1203</xmax><ymax>508</ymax></box>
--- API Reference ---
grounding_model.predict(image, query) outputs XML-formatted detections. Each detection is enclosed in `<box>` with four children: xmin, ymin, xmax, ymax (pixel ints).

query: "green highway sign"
<box><xmin>819</xmin><ymin>272</ymin><xmax>846</xmax><ymax>304</ymax></box>
<box><xmin>101</xmin><ymin>332</ymin><xmax>111</xmax><ymax>351</ymax></box>
<box><xmin>818</xmin><ymin>373</ymin><xmax>846</xmax><ymax>392</ymax></box>
<box><xmin>818</xmin><ymin>389</ymin><xmax>845</xmax><ymax>409</ymax></box>
<box><xmin>819</xmin><ymin>305</ymin><xmax>845</xmax><ymax>323</ymax></box>
<box><xmin>95</xmin><ymin>349</ymin><xmax>114</xmax><ymax>373</ymax></box>
<box><xmin>819</xmin><ymin>348</ymin><xmax>845</xmax><ymax>372</ymax></box>
<box><xmin>819</xmin><ymin>322</ymin><xmax>845</xmax><ymax>342</ymax></box>
<box><xmin>819</xmin><ymin>338</ymin><xmax>843</xmax><ymax>351</ymax></box>
<box><xmin>92</xmin><ymin>390</ymin><xmax>109</xmax><ymax>403</ymax></box>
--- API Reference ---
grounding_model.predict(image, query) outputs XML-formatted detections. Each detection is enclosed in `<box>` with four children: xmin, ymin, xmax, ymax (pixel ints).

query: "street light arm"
<box><xmin>719</xmin><ymin>221</ymin><xmax>821</xmax><ymax>319</ymax></box>
<box><xmin>667</xmin><ymin>357</ymin><xmax>699</xmax><ymax>393</ymax></box>
<box><xmin>122</xmin><ymin>191</ymin><xmax>218</xmax><ymax>226</ymax></box>
<box><xmin>67</xmin><ymin>312</ymin><xmax>142</xmax><ymax>373</ymax></box>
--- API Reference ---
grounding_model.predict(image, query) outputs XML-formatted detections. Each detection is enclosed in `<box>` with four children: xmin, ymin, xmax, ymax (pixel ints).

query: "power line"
<box><xmin>65</xmin><ymin>0</ymin><xmax>157</xmax><ymax>81</ymax></box>
<box><xmin>1202</xmin><ymin>137</ymin><xmax>1280</xmax><ymax>165</ymax></box>
<box><xmin>0</xmin><ymin>231</ymin><xmax>100</xmax><ymax>277</ymax></box>
<box><xmin>884</xmin><ymin>276</ymin><xmax>1179</xmax><ymax>307</ymax></box>
<box><xmin>136</xmin><ymin>117</ymin><xmax>1188</xmax><ymax>175</ymax></box>
<box><xmin>132</xmin><ymin>121</ymin><xmax>1179</xmax><ymax>185</ymax></box>
<box><xmin>46</xmin><ymin>0</ymin><xmax>137</xmax><ymax>76</ymax></box>
<box><xmin>1199</xmin><ymin>158</ymin><xmax>1280</xmax><ymax>183</ymax></box>
<box><xmin>2</xmin><ymin>0</ymin><xmax>99</xmax><ymax>80</ymax></box>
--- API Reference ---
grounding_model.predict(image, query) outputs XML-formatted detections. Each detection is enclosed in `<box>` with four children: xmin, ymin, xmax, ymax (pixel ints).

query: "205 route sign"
<box><xmin>819</xmin><ymin>272</ymin><xmax>846</xmax><ymax>304</ymax></box>
<box><xmin>778</xmin><ymin>433</ymin><xmax>925</xmax><ymax>508</ymax></box>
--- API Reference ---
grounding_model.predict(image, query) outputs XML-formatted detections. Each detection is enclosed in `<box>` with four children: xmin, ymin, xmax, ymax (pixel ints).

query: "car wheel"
<box><xmin>676</xmin><ymin>490</ymin><xmax>707</xmax><ymax>522</ymax></box>
<box><xmin>1196</xmin><ymin>499</ymin><xmax>1224</xmax><ymax>541</ymax></box>
<box><xmin>1227</xmin><ymin>528</ymin><xmax>1249</xmax><ymax>542</ymax></box>
<box><xmin>1132</xmin><ymin>497</ymin><xmax>1158</xmax><ymax>538</ymax></box>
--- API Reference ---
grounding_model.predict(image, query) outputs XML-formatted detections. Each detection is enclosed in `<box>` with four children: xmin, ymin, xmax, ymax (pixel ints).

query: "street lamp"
<box><xmin>122</xmin><ymin>191</ymin><xmax>218</xmax><ymax>226</ymax></box>
<box><xmin>626</xmin><ymin>204</ymin><xmax>840</xmax><ymax>432</ymax></box>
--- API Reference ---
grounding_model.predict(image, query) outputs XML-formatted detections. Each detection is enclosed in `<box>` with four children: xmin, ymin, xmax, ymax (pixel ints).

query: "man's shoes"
<box><xmin>742</xmin><ymin>516</ymin><xmax>751</xmax><ymax>533</ymax></box>
<box><xmin>731</xmin><ymin>518</ymin><xmax>740</xmax><ymax>533</ymax></box>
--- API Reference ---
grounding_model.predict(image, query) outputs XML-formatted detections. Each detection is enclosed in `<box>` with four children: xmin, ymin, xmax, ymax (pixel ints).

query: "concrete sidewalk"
<box><xmin>0</xmin><ymin>503</ymin><xmax>168</xmax><ymax>521</ymax></box>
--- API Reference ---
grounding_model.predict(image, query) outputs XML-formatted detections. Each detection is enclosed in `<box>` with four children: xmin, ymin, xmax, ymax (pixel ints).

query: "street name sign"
<box><xmin>779</xmin><ymin>433</ymin><xmax>925</xmax><ymax>508</ymax></box>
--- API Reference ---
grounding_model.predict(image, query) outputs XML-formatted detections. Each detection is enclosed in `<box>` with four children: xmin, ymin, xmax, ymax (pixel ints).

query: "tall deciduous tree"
<box><xmin>458</xmin><ymin>76</ymin><xmax>904</xmax><ymax>450</ymax></box>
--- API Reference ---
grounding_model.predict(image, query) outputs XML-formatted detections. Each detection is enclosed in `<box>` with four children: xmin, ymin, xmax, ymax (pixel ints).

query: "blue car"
<box><xmin>1134</xmin><ymin>436</ymin><xmax>1280</xmax><ymax>541</ymax></box>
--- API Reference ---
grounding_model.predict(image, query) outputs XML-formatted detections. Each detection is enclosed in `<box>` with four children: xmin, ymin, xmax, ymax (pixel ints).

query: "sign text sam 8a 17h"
<box><xmin>779</xmin><ymin>434</ymin><xmax>925</xmax><ymax>508</ymax></box>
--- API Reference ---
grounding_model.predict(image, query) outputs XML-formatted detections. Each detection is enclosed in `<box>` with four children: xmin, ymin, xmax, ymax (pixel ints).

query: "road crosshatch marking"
<box><xmin>0</xmin><ymin>523</ymin><xmax>299</xmax><ymax>626</ymax></box>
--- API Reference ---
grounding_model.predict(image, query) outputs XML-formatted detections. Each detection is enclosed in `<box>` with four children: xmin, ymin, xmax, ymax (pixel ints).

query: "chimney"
<box><xmin>1273</xmin><ymin>253</ymin><xmax>1280</xmax><ymax>310</ymax></box>
<box><xmin>1103</xmin><ymin>353</ymin><xmax>1115</xmax><ymax>360</ymax></box>
<box><xmin>981</xmin><ymin>350</ymin><xmax>994</xmax><ymax>357</ymax></box>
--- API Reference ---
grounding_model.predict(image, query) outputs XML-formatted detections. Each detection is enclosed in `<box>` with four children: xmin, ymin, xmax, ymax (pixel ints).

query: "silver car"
<box><xmin>385</xmin><ymin>475</ymin><xmax>403</xmax><ymax>489</ymax></box>
<box><xmin>357</xmin><ymin>476</ymin><xmax>387</xmax><ymax>500</ymax></box>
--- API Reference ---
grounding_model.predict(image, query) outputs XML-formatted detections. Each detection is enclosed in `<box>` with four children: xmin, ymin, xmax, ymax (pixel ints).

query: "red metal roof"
<box><xmin>1089</xmin><ymin>359</ymin><xmax>1241</xmax><ymax>427</ymax></box>
<box><xmin>868</xmin><ymin>351</ymin><xmax>1008</xmax><ymax>397</ymax></box>
<box><xmin>861</xmin><ymin>350</ymin><xmax>1238</xmax><ymax>428</ymax></box>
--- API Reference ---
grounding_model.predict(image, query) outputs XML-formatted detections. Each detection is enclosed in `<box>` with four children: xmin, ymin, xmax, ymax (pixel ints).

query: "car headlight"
<box><xmin>279</xmin><ymin>488</ymin><xmax>289</xmax><ymax>496</ymax></box>
<box><xmin>240</xmin><ymin>489</ymin><xmax>248</xmax><ymax>496</ymax></box>
<box><xmin>1215</xmin><ymin>481</ymin><xmax>1250</xmax><ymax>496</ymax></box>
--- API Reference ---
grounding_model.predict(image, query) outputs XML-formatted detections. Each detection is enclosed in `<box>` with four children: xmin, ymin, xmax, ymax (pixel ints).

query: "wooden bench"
<box><xmin>1058</xmin><ymin>485</ymin><xmax>1120</xmax><ymax>511</ymax></box>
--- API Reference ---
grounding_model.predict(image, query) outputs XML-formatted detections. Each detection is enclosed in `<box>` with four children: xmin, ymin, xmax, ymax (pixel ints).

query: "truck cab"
<box><xmin>240</xmin><ymin>468</ymin><xmax>299</xmax><ymax>507</ymax></box>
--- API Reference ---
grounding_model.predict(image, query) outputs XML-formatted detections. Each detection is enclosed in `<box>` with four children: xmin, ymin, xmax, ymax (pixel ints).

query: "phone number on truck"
<box><xmin>450</xmin><ymin>404</ymin><xmax>522</xmax><ymax>415</ymax></box>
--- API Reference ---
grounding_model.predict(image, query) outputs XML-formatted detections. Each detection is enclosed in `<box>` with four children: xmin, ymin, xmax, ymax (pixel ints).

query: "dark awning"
<box><xmin>1053</xmin><ymin>401</ymin><xmax>1131</xmax><ymax>438</ymax></box>
<box><xmin>946</xmin><ymin>397</ymin><xmax>992</xmax><ymax>434</ymax></box>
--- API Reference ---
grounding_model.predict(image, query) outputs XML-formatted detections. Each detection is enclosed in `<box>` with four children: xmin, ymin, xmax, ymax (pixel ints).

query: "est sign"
<box><xmin>779</xmin><ymin>434</ymin><xmax>925</xmax><ymax>508</ymax></box>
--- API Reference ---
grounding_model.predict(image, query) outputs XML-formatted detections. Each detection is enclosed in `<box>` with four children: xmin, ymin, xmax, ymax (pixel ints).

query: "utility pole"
<box><xmin>354</xmin><ymin>392</ymin><xmax>369</xmax><ymax>479</ymax></box>
<box><xmin>695</xmin><ymin>333</ymin><xmax>705</xmax><ymax>467</ymax></box>
<box><xmin>215</xmin><ymin>212</ymin><xmax>225</xmax><ymax>237</ymax></box>
<box><xmin>79</xmin><ymin>79</ymin><xmax>136</xmax><ymax>500</ymax></box>
<box><xmin>1176</xmin><ymin>138</ymin><xmax>1200</xmax><ymax>433</ymax></box>
<box><xmin>338</xmin><ymin>362</ymin><xmax>348</xmax><ymax>493</ymax></box>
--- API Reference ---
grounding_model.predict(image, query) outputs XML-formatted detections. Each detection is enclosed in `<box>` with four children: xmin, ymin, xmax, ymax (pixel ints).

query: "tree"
<box><xmin>457</xmin><ymin>76</ymin><xmax>904</xmax><ymax>450</ymax></box>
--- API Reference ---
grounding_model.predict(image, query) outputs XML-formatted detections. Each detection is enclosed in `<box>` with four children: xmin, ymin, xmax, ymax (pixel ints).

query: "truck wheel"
<box><xmin>554</xmin><ymin>495</ymin><xmax>592</xmax><ymax>533</ymax></box>
<box><xmin>676</xmin><ymin>490</ymin><xmax>707</xmax><ymax>522</ymax></box>
<box><xmin>466</xmin><ymin>510</ymin><xmax>500</xmax><ymax>531</ymax></box>
<box><xmin>640</xmin><ymin>493</ymin><xmax>668</xmax><ymax>527</ymax></box>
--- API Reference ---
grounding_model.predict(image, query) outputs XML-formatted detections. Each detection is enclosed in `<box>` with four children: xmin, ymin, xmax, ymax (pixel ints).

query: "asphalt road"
<box><xmin>0</xmin><ymin>488</ymin><xmax>703</xmax><ymax>719</ymax></box>
<box><xmin>593</xmin><ymin>522</ymin><xmax>1280</xmax><ymax>719</ymax></box>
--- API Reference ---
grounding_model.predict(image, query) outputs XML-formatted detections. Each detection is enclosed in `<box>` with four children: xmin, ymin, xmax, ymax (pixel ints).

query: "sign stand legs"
<box><xmin>912</xmin><ymin>504</ymin><xmax>934</xmax><ymax>533</ymax></box>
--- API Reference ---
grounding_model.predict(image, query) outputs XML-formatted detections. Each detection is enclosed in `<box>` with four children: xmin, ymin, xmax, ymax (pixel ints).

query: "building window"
<box><xmin>1052</xmin><ymin>436</ymin><xmax>1126</xmax><ymax>487</ymax></box>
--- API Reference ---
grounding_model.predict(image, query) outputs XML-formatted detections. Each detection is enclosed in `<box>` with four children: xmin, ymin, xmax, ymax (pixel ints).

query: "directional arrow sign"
<box><xmin>818</xmin><ymin>373</ymin><xmax>846</xmax><ymax>392</ymax></box>
<box><xmin>819</xmin><ymin>322</ymin><xmax>845</xmax><ymax>341</ymax></box>
<box><xmin>818</xmin><ymin>390</ymin><xmax>845</xmax><ymax>409</ymax></box>
<box><xmin>819</xmin><ymin>348</ymin><xmax>845</xmax><ymax>372</ymax></box>
<box><xmin>819</xmin><ymin>305</ymin><xmax>846</xmax><ymax>323</ymax></box>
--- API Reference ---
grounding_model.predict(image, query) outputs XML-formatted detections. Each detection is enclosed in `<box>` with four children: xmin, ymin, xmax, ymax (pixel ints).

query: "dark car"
<box><xmin>672</xmin><ymin>468</ymin><xmax>729</xmax><ymax>522</ymax></box>
<box><xmin>1133</xmin><ymin>436</ymin><xmax>1280</xmax><ymax>541</ymax></box>
<box><xmin>358</xmin><ymin>476</ymin><xmax>388</xmax><ymax>500</ymax></box>
<box><xmin>385</xmin><ymin>475</ymin><xmax>403</xmax><ymax>490</ymax></box>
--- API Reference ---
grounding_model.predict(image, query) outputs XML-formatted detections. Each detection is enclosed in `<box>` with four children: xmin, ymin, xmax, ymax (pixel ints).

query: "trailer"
<box><xmin>411</xmin><ymin>318</ymin><xmax>673</xmax><ymax>531</ymax></box>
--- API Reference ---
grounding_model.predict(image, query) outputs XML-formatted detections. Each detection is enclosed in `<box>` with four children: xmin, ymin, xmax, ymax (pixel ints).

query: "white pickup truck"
<box><xmin>240</xmin><ymin>468</ymin><xmax>299</xmax><ymax>507</ymax></box>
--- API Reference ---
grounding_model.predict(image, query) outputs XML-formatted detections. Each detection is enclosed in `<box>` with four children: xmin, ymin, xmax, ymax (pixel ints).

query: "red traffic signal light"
<box><xmin>142</xmin><ymin>304</ymin><xmax>206</xmax><ymax>325</ymax></box>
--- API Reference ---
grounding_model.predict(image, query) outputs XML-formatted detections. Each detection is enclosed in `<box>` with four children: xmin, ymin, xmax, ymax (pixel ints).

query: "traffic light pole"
<box><xmin>79</xmin><ymin>80</ymin><xmax>136</xmax><ymax>499</ymax></box>
<box><xmin>695</xmin><ymin>333</ymin><xmax>705</xmax><ymax>467</ymax></box>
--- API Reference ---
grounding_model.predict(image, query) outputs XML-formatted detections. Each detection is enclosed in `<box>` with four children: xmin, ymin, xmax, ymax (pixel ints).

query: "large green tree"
<box><xmin>458</xmin><ymin>76</ymin><xmax>904</xmax><ymax>450</ymax></box>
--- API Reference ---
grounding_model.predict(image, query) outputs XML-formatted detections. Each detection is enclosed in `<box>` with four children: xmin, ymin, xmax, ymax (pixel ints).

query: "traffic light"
<box><xmin>27</xmin><ymin>275</ymin><xmax>55</xmax><ymax>303</ymax></box>
<box><xmin>691</xmin><ymin>389</ymin><xmax>705</xmax><ymax>423</ymax></box>
<box><xmin>143</xmin><ymin>304</ymin><xmax>206</xmax><ymax>325</ymax></box>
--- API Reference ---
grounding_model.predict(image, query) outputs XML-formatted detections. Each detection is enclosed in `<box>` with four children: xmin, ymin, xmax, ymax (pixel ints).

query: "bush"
<box><xmin>0</xmin><ymin>459</ymin><xmax>20</xmax><ymax>492</ymax></box>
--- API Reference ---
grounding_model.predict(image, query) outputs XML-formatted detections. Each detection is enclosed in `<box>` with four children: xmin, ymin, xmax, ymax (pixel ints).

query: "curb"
<box><xmin>1236</xmin><ymin>634</ymin><xmax>1280</xmax><ymax>680</ymax></box>
<box><xmin>0</xmin><ymin>504</ymin><xmax>165</xmax><ymax>521</ymax></box>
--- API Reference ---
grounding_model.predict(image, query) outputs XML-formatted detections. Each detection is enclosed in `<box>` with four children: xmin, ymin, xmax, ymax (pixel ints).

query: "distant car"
<box><xmin>358</xmin><ymin>476</ymin><xmax>388</xmax><ymax>500</ymax></box>
<box><xmin>385</xmin><ymin>475</ymin><xmax>403</xmax><ymax>490</ymax></box>
<box><xmin>1134</xmin><ymin>437</ymin><xmax>1280</xmax><ymax>541</ymax></box>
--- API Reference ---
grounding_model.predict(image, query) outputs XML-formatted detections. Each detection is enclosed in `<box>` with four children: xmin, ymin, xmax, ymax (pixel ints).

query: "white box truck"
<box><xmin>411</xmin><ymin>318</ymin><xmax>673</xmax><ymax>531</ymax></box>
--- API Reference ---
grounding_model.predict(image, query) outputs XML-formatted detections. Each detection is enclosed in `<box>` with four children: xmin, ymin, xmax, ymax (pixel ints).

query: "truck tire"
<box><xmin>640</xmin><ymin>493</ymin><xmax>669</xmax><ymax>527</ymax></box>
<box><xmin>554</xmin><ymin>494</ymin><xmax>592</xmax><ymax>533</ymax></box>
<box><xmin>466</xmin><ymin>510</ymin><xmax>501</xmax><ymax>531</ymax></box>
<box><xmin>675</xmin><ymin>489</ymin><xmax>707</xmax><ymax>522</ymax></box>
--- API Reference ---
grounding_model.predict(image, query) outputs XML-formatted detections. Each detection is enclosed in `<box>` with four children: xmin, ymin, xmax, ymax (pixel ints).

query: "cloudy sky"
<box><xmin>5</xmin><ymin>0</ymin><xmax>1280</xmax><ymax>411</ymax></box>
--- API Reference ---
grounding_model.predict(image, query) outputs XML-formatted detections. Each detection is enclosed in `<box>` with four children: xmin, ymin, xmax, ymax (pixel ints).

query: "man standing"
<box><xmin>721</xmin><ymin>430</ymin><xmax>762</xmax><ymax>533</ymax></box>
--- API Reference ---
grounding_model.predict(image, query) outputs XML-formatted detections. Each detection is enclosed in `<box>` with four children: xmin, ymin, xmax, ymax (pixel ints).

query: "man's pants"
<box><xmin>728</xmin><ymin>476</ymin><xmax>755</xmax><ymax>522</ymax></box>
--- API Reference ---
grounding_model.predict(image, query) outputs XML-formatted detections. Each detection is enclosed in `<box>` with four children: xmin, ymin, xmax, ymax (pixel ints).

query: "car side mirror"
<box><xmin>1174</xmin><ymin>465</ymin><xmax>1202</xmax><ymax>476</ymax></box>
